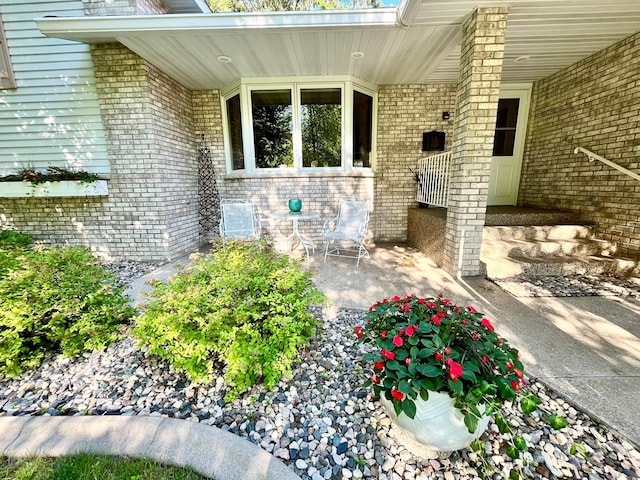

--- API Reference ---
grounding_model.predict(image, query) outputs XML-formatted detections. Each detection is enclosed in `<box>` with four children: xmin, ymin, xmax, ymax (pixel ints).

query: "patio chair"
<box><xmin>219</xmin><ymin>200</ymin><xmax>261</xmax><ymax>241</ymax></box>
<box><xmin>323</xmin><ymin>200</ymin><xmax>370</xmax><ymax>267</ymax></box>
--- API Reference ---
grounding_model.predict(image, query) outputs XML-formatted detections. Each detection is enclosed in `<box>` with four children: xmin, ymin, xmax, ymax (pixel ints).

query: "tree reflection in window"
<box><xmin>301</xmin><ymin>88</ymin><xmax>342</xmax><ymax>168</ymax></box>
<box><xmin>252</xmin><ymin>90</ymin><xmax>293</xmax><ymax>168</ymax></box>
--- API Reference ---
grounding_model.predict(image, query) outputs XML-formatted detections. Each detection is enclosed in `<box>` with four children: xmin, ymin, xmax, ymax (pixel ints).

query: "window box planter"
<box><xmin>0</xmin><ymin>180</ymin><xmax>109</xmax><ymax>198</ymax></box>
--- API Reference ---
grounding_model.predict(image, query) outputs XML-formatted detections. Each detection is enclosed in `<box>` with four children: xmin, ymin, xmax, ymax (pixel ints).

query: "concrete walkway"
<box><xmin>2</xmin><ymin>242</ymin><xmax>638</xmax><ymax>479</ymax></box>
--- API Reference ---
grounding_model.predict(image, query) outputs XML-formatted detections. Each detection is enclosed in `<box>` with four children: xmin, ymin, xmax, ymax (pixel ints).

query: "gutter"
<box><xmin>36</xmin><ymin>9</ymin><xmax>399</xmax><ymax>43</ymax></box>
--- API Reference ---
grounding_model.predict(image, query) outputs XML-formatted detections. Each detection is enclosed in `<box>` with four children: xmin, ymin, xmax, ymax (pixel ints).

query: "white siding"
<box><xmin>0</xmin><ymin>0</ymin><xmax>108</xmax><ymax>177</ymax></box>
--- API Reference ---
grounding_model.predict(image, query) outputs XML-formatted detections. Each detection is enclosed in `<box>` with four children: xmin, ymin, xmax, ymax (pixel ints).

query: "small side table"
<box><xmin>268</xmin><ymin>211</ymin><xmax>320</xmax><ymax>261</ymax></box>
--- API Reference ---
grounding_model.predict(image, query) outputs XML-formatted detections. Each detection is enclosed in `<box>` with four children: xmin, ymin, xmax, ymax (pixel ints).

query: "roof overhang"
<box><xmin>36</xmin><ymin>1</ymin><xmax>640</xmax><ymax>90</ymax></box>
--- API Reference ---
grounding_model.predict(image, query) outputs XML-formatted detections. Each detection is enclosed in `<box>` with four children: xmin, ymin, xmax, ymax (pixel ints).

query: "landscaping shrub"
<box><xmin>135</xmin><ymin>241</ymin><xmax>325</xmax><ymax>400</ymax></box>
<box><xmin>0</xmin><ymin>230</ymin><xmax>33</xmax><ymax>249</ymax></box>
<box><xmin>0</xmin><ymin>244</ymin><xmax>135</xmax><ymax>376</ymax></box>
<box><xmin>0</xmin><ymin>231</ymin><xmax>33</xmax><ymax>277</ymax></box>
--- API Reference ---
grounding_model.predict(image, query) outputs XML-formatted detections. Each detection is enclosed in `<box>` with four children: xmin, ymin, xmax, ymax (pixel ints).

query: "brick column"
<box><xmin>443</xmin><ymin>7</ymin><xmax>507</xmax><ymax>277</ymax></box>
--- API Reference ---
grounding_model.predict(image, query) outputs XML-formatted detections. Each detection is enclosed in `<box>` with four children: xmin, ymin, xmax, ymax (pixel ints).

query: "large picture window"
<box><xmin>222</xmin><ymin>78</ymin><xmax>375</xmax><ymax>174</ymax></box>
<box><xmin>301</xmin><ymin>88</ymin><xmax>342</xmax><ymax>168</ymax></box>
<box><xmin>252</xmin><ymin>89</ymin><xmax>293</xmax><ymax>169</ymax></box>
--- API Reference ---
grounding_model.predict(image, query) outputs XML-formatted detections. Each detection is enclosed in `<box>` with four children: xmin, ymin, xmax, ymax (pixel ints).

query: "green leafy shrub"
<box><xmin>0</xmin><ymin>230</ymin><xmax>33</xmax><ymax>249</ymax></box>
<box><xmin>135</xmin><ymin>241</ymin><xmax>325</xmax><ymax>400</ymax></box>
<box><xmin>0</xmin><ymin>245</ymin><xmax>135</xmax><ymax>376</ymax></box>
<box><xmin>0</xmin><ymin>231</ymin><xmax>34</xmax><ymax>278</ymax></box>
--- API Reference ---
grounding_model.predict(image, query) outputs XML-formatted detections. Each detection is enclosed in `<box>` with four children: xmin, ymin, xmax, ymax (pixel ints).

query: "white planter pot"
<box><xmin>0</xmin><ymin>180</ymin><xmax>108</xmax><ymax>198</ymax></box>
<box><xmin>380</xmin><ymin>391</ymin><xmax>490</xmax><ymax>452</ymax></box>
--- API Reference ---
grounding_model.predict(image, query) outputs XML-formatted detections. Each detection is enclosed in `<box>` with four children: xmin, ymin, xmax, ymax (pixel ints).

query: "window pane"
<box><xmin>301</xmin><ymin>88</ymin><xmax>342</xmax><ymax>168</ymax></box>
<box><xmin>226</xmin><ymin>94</ymin><xmax>244</xmax><ymax>170</ymax></box>
<box><xmin>0</xmin><ymin>14</ymin><xmax>17</xmax><ymax>89</ymax></box>
<box><xmin>493</xmin><ymin>98</ymin><xmax>519</xmax><ymax>156</ymax></box>
<box><xmin>251</xmin><ymin>90</ymin><xmax>293</xmax><ymax>169</ymax></box>
<box><xmin>353</xmin><ymin>91</ymin><xmax>373</xmax><ymax>168</ymax></box>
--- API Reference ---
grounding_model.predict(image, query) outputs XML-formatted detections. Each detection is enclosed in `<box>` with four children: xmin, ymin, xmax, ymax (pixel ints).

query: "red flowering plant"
<box><xmin>0</xmin><ymin>166</ymin><xmax>100</xmax><ymax>184</ymax></box>
<box><xmin>356</xmin><ymin>294</ymin><xmax>557</xmax><ymax>458</ymax></box>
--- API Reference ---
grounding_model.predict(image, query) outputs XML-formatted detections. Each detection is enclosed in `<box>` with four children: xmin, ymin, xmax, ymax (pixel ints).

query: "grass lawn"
<box><xmin>0</xmin><ymin>453</ymin><xmax>211</xmax><ymax>480</ymax></box>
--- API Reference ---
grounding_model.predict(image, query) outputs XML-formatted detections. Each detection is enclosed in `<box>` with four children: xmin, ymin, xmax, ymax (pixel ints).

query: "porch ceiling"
<box><xmin>36</xmin><ymin>0</ymin><xmax>640</xmax><ymax>90</ymax></box>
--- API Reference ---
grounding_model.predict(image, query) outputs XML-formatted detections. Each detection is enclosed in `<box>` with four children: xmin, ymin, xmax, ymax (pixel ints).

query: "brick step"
<box><xmin>483</xmin><ymin>225</ymin><xmax>594</xmax><ymax>242</ymax></box>
<box><xmin>481</xmin><ymin>238</ymin><xmax>616</xmax><ymax>259</ymax></box>
<box><xmin>482</xmin><ymin>254</ymin><xmax>640</xmax><ymax>279</ymax></box>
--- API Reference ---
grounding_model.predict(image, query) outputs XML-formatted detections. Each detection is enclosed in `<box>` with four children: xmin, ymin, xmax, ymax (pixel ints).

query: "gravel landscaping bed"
<box><xmin>1</xmin><ymin>307</ymin><xmax>638</xmax><ymax>480</ymax></box>
<box><xmin>494</xmin><ymin>275</ymin><xmax>640</xmax><ymax>299</ymax></box>
<box><xmin>101</xmin><ymin>260</ymin><xmax>166</xmax><ymax>289</ymax></box>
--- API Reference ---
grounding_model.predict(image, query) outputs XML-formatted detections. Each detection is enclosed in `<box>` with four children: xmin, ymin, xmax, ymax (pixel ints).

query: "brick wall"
<box><xmin>520</xmin><ymin>31</ymin><xmax>640</xmax><ymax>258</ymax></box>
<box><xmin>375</xmin><ymin>84</ymin><xmax>457</xmax><ymax>241</ymax></box>
<box><xmin>145</xmin><ymin>62</ymin><xmax>199</xmax><ymax>258</ymax></box>
<box><xmin>0</xmin><ymin>44</ymin><xmax>198</xmax><ymax>261</ymax></box>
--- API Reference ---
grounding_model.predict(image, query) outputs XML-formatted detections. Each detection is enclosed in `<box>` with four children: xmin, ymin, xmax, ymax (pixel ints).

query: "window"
<box><xmin>301</xmin><ymin>88</ymin><xmax>342</xmax><ymax>168</ymax></box>
<box><xmin>0</xmin><ymin>14</ymin><xmax>16</xmax><ymax>89</ymax></box>
<box><xmin>222</xmin><ymin>78</ymin><xmax>376</xmax><ymax>174</ymax></box>
<box><xmin>226</xmin><ymin>94</ymin><xmax>244</xmax><ymax>170</ymax></box>
<box><xmin>252</xmin><ymin>89</ymin><xmax>293</xmax><ymax>169</ymax></box>
<box><xmin>493</xmin><ymin>98</ymin><xmax>519</xmax><ymax>156</ymax></box>
<box><xmin>353</xmin><ymin>90</ymin><xmax>373</xmax><ymax>168</ymax></box>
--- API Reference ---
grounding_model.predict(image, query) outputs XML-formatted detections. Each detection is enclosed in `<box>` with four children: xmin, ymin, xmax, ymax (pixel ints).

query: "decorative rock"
<box><xmin>0</xmin><ymin>305</ymin><xmax>638</xmax><ymax>480</ymax></box>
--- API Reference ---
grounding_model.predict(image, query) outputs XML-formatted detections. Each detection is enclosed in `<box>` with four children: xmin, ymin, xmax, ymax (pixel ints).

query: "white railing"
<box><xmin>416</xmin><ymin>151</ymin><xmax>452</xmax><ymax>207</ymax></box>
<box><xmin>574</xmin><ymin>147</ymin><xmax>640</xmax><ymax>182</ymax></box>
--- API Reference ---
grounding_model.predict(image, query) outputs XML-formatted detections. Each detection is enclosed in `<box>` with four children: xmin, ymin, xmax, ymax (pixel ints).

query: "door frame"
<box><xmin>488</xmin><ymin>83</ymin><xmax>532</xmax><ymax>205</ymax></box>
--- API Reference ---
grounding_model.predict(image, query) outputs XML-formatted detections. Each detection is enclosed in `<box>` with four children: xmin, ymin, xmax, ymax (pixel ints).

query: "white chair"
<box><xmin>323</xmin><ymin>200</ymin><xmax>370</xmax><ymax>267</ymax></box>
<box><xmin>219</xmin><ymin>200</ymin><xmax>261</xmax><ymax>241</ymax></box>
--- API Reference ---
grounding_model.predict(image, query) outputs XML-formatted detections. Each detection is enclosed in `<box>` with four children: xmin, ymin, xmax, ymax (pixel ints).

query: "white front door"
<box><xmin>487</xmin><ymin>85</ymin><xmax>532</xmax><ymax>205</ymax></box>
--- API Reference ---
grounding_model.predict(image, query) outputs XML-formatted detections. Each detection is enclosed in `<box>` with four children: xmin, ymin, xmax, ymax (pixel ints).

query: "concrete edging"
<box><xmin>0</xmin><ymin>416</ymin><xmax>301</xmax><ymax>480</ymax></box>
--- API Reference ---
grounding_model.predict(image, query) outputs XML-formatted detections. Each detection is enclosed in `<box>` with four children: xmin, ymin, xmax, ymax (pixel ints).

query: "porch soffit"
<box><xmin>36</xmin><ymin>1</ymin><xmax>640</xmax><ymax>90</ymax></box>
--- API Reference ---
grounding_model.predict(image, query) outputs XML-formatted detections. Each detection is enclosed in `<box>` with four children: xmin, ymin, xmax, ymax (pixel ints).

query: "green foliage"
<box><xmin>0</xmin><ymin>231</ymin><xmax>33</xmax><ymax>249</ymax></box>
<box><xmin>0</xmin><ymin>453</ymin><xmax>209</xmax><ymax>479</ymax></box>
<box><xmin>207</xmin><ymin>0</ymin><xmax>382</xmax><ymax>13</ymax></box>
<box><xmin>135</xmin><ymin>241</ymin><xmax>324</xmax><ymax>400</ymax></box>
<box><xmin>0</xmin><ymin>231</ymin><xmax>34</xmax><ymax>278</ymax></box>
<box><xmin>0</xmin><ymin>166</ymin><xmax>100</xmax><ymax>184</ymax></box>
<box><xmin>0</xmin><ymin>244</ymin><xmax>134</xmax><ymax>376</ymax></box>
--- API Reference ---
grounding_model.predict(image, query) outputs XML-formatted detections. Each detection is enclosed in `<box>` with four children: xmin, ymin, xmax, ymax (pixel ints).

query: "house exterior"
<box><xmin>1</xmin><ymin>0</ymin><xmax>639</xmax><ymax>276</ymax></box>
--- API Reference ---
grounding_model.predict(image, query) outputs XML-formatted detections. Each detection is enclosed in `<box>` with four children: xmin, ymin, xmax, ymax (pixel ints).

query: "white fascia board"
<box><xmin>396</xmin><ymin>0</ymin><xmax>421</xmax><ymax>28</ymax></box>
<box><xmin>36</xmin><ymin>9</ymin><xmax>398</xmax><ymax>43</ymax></box>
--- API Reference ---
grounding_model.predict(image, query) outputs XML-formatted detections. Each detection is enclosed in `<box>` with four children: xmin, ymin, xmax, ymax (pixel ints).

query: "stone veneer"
<box><xmin>374</xmin><ymin>85</ymin><xmax>457</xmax><ymax>241</ymax></box>
<box><xmin>519</xmin><ymin>31</ymin><xmax>640</xmax><ymax>259</ymax></box>
<box><xmin>443</xmin><ymin>7</ymin><xmax>507</xmax><ymax>276</ymax></box>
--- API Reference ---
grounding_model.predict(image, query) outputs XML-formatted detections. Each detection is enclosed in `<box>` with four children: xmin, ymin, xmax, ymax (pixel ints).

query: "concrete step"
<box><xmin>483</xmin><ymin>225</ymin><xmax>594</xmax><ymax>242</ymax></box>
<box><xmin>482</xmin><ymin>254</ymin><xmax>639</xmax><ymax>279</ymax></box>
<box><xmin>481</xmin><ymin>238</ymin><xmax>617</xmax><ymax>259</ymax></box>
<box><xmin>484</xmin><ymin>207</ymin><xmax>577</xmax><ymax>226</ymax></box>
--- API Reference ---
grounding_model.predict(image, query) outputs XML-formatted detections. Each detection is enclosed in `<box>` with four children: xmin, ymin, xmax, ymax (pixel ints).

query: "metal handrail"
<box><xmin>415</xmin><ymin>151</ymin><xmax>452</xmax><ymax>207</ymax></box>
<box><xmin>574</xmin><ymin>147</ymin><xmax>640</xmax><ymax>182</ymax></box>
